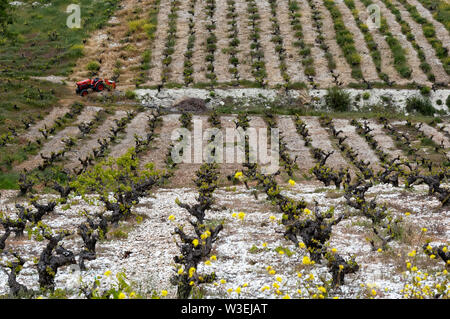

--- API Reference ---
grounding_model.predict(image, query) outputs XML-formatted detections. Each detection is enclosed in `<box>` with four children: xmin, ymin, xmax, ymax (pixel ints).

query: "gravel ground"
<box><xmin>0</xmin><ymin>180</ymin><xmax>448</xmax><ymax>299</ymax></box>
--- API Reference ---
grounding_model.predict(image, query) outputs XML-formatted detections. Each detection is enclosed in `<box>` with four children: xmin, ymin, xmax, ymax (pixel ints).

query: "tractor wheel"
<box><xmin>80</xmin><ymin>89</ymin><xmax>89</xmax><ymax>97</ymax></box>
<box><xmin>95</xmin><ymin>82</ymin><xmax>105</xmax><ymax>92</ymax></box>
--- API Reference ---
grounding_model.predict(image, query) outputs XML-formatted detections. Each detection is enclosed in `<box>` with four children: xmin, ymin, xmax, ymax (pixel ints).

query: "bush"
<box><xmin>68</xmin><ymin>44</ymin><xmax>85</xmax><ymax>58</ymax></box>
<box><xmin>406</xmin><ymin>96</ymin><xmax>435</xmax><ymax>116</ymax></box>
<box><xmin>125</xmin><ymin>90</ymin><xmax>136</xmax><ymax>100</ymax></box>
<box><xmin>420</xmin><ymin>86</ymin><xmax>431</xmax><ymax>96</ymax></box>
<box><xmin>363</xmin><ymin>92</ymin><xmax>371</xmax><ymax>100</ymax></box>
<box><xmin>86</xmin><ymin>61</ymin><xmax>100</xmax><ymax>72</ymax></box>
<box><xmin>446</xmin><ymin>95</ymin><xmax>450</xmax><ymax>108</ymax></box>
<box><xmin>324</xmin><ymin>87</ymin><xmax>351</xmax><ymax>112</ymax></box>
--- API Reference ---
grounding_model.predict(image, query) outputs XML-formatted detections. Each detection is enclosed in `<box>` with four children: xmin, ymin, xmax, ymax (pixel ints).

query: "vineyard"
<box><xmin>0</xmin><ymin>0</ymin><xmax>449</xmax><ymax>300</ymax></box>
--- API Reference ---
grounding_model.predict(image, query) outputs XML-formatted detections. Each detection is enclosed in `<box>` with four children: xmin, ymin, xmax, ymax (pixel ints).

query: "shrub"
<box><xmin>363</xmin><ymin>92</ymin><xmax>371</xmax><ymax>100</ymax></box>
<box><xmin>420</xmin><ymin>86</ymin><xmax>431</xmax><ymax>96</ymax></box>
<box><xmin>405</xmin><ymin>96</ymin><xmax>435</xmax><ymax>116</ymax></box>
<box><xmin>68</xmin><ymin>44</ymin><xmax>85</xmax><ymax>58</ymax></box>
<box><xmin>128</xmin><ymin>19</ymin><xmax>146</xmax><ymax>33</ymax></box>
<box><xmin>125</xmin><ymin>90</ymin><xmax>136</xmax><ymax>100</ymax></box>
<box><xmin>446</xmin><ymin>95</ymin><xmax>450</xmax><ymax>108</ymax></box>
<box><xmin>324</xmin><ymin>87</ymin><xmax>351</xmax><ymax>112</ymax></box>
<box><xmin>86</xmin><ymin>61</ymin><xmax>100</xmax><ymax>72</ymax></box>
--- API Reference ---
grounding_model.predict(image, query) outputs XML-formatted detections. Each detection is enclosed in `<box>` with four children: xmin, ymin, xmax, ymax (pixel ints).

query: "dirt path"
<box><xmin>301</xmin><ymin>116</ymin><xmax>352</xmax><ymax>171</ymax></box>
<box><xmin>353</xmin><ymin>0</ymin><xmax>405</xmax><ymax>85</ymax></box>
<box><xmin>21</xmin><ymin>106</ymin><xmax>70</xmax><ymax>142</ymax></box>
<box><xmin>234</xmin><ymin>0</ymin><xmax>256</xmax><ymax>82</ymax></box>
<box><xmin>276</xmin><ymin>0</ymin><xmax>308</xmax><ymax>84</ymax></box>
<box><xmin>277</xmin><ymin>115</ymin><xmax>316</xmax><ymax>175</ymax></box>
<box><xmin>168</xmin><ymin>0</ymin><xmax>191</xmax><ymax>84</ymax></box>
<box><xmin>371</xmin><ymin>0</ymin><xmax>430</xmax><ymax>85</ymax></box>
<box><xmin>299</xmin><ymin>0</ymin><xmax>334</xmax><ymax>87</ymax></box>
<box><xmin>63</xmin><ymin>110</ymin><xmax>128</xmax><ymax>172</ymax></box>
<box><xmin>313</xmin><ymin>0</ymin><xmax>353</xmax><ymax>85</ymax></box>
<box><xmin>171</xmin><ymin>115</ymin><xmax>212</xmax><ymax>188</ymax></box>
<box><xmin>16</xmin><ymin>106</ymin><xmax>102</xmax><ymax>171</ymax></box>
<box><xmin>333</xmin><ymin>118</ymin><xmax>382</xmax><ymax>171</ymax></box>
<box><xmin>140</xmin><ymin>113</ymin><xmax>181</xmax><ymax>172</ymax></box>
<box><xmin>254</xmin><ymin>0</ymin><xmax>284</xmax><ymax>86</ymax></box>
<box><xmin>364</xmin><ymin>119</ymin><xmax>407</xmax><ymax>161</ymax></box>
<box><xmin>108</xmin><ymin>111</ymin><xmax>153</xmax><ymax>159</ymax></box>
<box><xmin>192</xmin><ymin>0</ymin><xmax>208</xmax><ymax>84</ymax></box>
<box><xmin>418</xmin><ymin>123</ymin><xmax>450</xmax><ymax>149</ymax></box>
<box><xmin>391</xmin><ymin>0</ymin><xmax>449</xmax><ymax>84</ymax></box>
<box><xmin>334</xmin><ymin>0</ymin><xmax>380</xmax><ymax>82</ymax></box>
<box><xmin>147</xmin><ymin>0</ymin><xmax>171</xmax><ymax>86</ymax></box>
<box><xmin>215</xmin><ymin>0</ymin><xmax>234</xmax><ymax>84</ymax></box>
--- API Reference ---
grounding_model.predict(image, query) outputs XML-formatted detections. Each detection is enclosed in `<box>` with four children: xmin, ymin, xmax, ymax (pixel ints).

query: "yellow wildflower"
<box><xmin>288</xmin><ymin>179</ymin><xmax>296</xmax><ymax>186</ymax></box>
<box><xmin>104</xmin><ymin>270</ymin><xmax>112</xmax><ymax>277</ymax></box>
<box><xmin>118</xmin><ymin>292</ymin><xmax>126</xmax><ymax>299</ymax></box>
<box><xmin>168</xmin><ymin>215</ymin><xmax>175</xmax><ymax>221</ymax></box>
<box><xmin>161</xmin><ymin>290</ymin><xmax>168</xmax><ymax>297</ymax></box>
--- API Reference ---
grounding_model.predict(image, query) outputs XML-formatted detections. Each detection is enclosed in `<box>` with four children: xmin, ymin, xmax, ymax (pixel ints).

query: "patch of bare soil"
<box><xmin>21</xmin><ymin>106</ymin><xmax>70</xmax><ymax>142</ymax></box>
<box><xmin>313</xmin><ymin>0</ymin><xmax>353</xmax><ymax>85</ymax></box>
<box><xmin>371</xmin><ymin>0</ymin><xmax>430</xmax><ymax>85</ymax></box>
<box><xmin>333</xmin><ymin>118</ymin><xmax>382</xmax><ymax>171</ymax></box>
<box><xmin>254</xmin><ymin>0</ymin><xmax>283</xmax><ymax>86</ymax></box>
<box><xmin>16</xmin><ymin>106</ymin><xmax>102</xmax><ymax>171</ymax></box>
<box><xmin>298</xmin><ymin>0</ymin><xmax>334</xmax><ymax>87</ymax></box>
<box><xmin>172</xmin><ymin>115</ymin><xmax>213</xmax><ymax>188</ymax></box>
<box><xmin>234</xmin><ymin>0</ymin><xmax>256</xmax><ymax>82</ymax></box>
<box><xmin>391</xmin><ymin>0</ymin><xmax>449</xmax><ymax>84</ymax></box>
<box><xmin>302</xmin><ymin>116</ymin><xmax>354</xmax><ymax>171</ymax></box>
<box><xmin>168</xmin><ymin>0</ymin><xmax>191</xmax><ymax>84</ymax></box>
<box><xmin>172</xmin><ymin>98</ymin><xmax>207</xmax><ymax>113</ymax></box>
<box><xmin>146</xmin><ymin>0</ymin><xmax>171</xmax><ymax>87</ymax></box>
<box><xmin>334</xmin><ymin>0</ymin><xmax>380</xmax><ymax>82</ymax></box>
<box><xmin>140</xmin><ymin>113</ymin><xmax>181</xmax><ymax>171</ymax></box>
<box><xmin>215</xmin><ymin>0</ymin><xmax>234</xmax><ymax>84</ymax></box>
<box><xmin>276</xmin><ymin>0</ymin><xmax>308</xmax><ymax>84</ymax></box>
<box><xmin>353</xmin><ymin>0</ymin><xmax>405</xmax><ymax>85</ymax></box>
<box><xmin>277</xmin><ymin>116</ymin><xmax>316</xmax><ymax>174</ymax></box>
<box><xmin>108</xmin><ymin>110</ymin><xmax>153</xmax><ymax>159</ymax></box>
<box><xmin>364</xmin><ymin>119</ymin><xmax>407</xmax><ymax>161</ymax></box>
<box><xmin>404</xmin><ymin>0</ymin><xmax>450</xmax><ymax>54</ymax></box>
<box><xmin>191</xmin><ymin>0</ymin><xmax>208</xmax><ymax>84</ymax></box>
<box><xmin>63</xmin><ymin>110</ymin><xmax>128</xmax><ymax>171</ymax></box>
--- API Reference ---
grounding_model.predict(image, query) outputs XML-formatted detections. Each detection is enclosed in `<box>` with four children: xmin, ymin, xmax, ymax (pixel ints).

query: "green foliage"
<box><xmin>405</xmin><ymin>96</ymin><xmax>435</xmax><ymax>116</ymax></box>
<box><xmin>0</xmin><ymin>0</ymin><xmax>120</xmax><ymax>77</ymax></box>
<box><xmin>0</xmin><ymin>0</ymin><xmax>14</xmax><ymax>39</ymax></box>
<box><xmin>324</xmin><ymin>87</ymin><xmax>352</xmax><ymax>112</ymax></box>
<box><xmin>86</xmin><ymin>61</ymin><xmax>100</xmax><ymax>73</ymax></box>
<box><xmin>71</xmin><ymin>148</ymin><xmax>159</xmax><ymax>201</ymax></box>
<box><xmin>125</xmin><ymin>90</ymin><xmax>137</xmax><ymax>100</ymax></box>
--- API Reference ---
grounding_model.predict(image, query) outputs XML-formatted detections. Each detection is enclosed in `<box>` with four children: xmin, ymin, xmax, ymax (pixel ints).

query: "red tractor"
<box><xmin>76</xmin><ymin>78</ymin><xmax>116</xmax><ymax>96</ymax></box>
